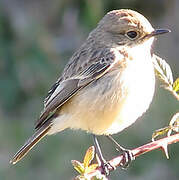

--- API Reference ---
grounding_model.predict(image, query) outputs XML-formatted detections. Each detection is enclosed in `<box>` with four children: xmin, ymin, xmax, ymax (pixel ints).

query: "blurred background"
<box><xmin>0</xmin><ymin>0</ymin><xmax>179</xmax><ymax>179</ymax></box>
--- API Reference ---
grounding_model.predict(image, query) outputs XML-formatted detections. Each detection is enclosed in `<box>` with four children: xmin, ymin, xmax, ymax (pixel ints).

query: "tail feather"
<box><xmin>10</xmin><ymin>122</ymin><xmax>52</xmax><ymax>165</ymax></box>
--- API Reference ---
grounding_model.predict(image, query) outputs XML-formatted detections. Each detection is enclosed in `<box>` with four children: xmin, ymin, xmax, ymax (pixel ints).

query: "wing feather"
<box><xmin>35</xmin><ymin>48</ymin><xmax>120</xmax><ymax>129</ymax></box>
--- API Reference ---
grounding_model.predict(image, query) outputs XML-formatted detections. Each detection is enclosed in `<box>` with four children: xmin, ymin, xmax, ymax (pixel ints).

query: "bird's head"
<box><xmin>92</xmin><ymin>9</ymin><xmax>170</xmax><ymax>48</ymax></box>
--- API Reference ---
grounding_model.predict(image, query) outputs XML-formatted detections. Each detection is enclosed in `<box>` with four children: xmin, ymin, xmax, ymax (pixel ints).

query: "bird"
<box><xmin>10</xmin><ymin>9</ymin><xmax>170</xmax><ymax>173</ymax></box>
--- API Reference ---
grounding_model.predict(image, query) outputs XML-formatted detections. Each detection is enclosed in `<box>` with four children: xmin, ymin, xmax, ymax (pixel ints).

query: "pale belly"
<box><xmin>57</xmin><ymin>57</ymin><xmax>155</xmax><ymax>135</ymax></box>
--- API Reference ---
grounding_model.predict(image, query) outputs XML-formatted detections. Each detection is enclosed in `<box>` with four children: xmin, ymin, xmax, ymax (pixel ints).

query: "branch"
<box><xmin>78</xmin><ymin>133</ymin><xmax>179</xmax><ymax>179</ymax></box>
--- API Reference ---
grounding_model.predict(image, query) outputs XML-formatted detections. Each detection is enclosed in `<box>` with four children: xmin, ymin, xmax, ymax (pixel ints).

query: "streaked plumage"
<box><xmin>10</xmin><ymin>9</ymin><xmax>169</xmax><ymax>165</ymax></box>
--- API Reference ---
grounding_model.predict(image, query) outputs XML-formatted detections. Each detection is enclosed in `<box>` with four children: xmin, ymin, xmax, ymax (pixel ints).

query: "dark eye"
<box><xmin>126</xmin><ymin>31</ymin><xmax>138</xmax><ymax>39</ymax></box>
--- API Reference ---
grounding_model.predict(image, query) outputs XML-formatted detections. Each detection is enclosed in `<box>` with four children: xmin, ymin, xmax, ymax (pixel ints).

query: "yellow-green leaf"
<box><xmin>152</xmin><ymin>126</ymin><xmax>170</xmax><ymax>141</ymax></box>
<box><xmin>74</xmin><ymin>175</ymin><xmax>87</xmax><ymax>180</ymax></box>
<box><xmin>83</xmin><ymin>146</ymin><xmax>95</xmax><ymax>168</ymax></box>
<box><xmin>153</xmin><ymin>55</ymin><xmax>173</xmax><ymax>86</ymax></box>
<box><xmin>173</xmin><ymin>78</ymin><xmax>179</xmax><ymax>93</ymax></box>
<box><xmin>91</xmin><ymin>174</ymin><xmax>108</xmax><ymax>180</ymax></box>
<box><xmin>168</xmin><ymin>112</ymin><xmax>179</xmax><ymax>136</ymax></box>
<box><xmin>85</xmin><ymin>164</ymin><xmax>98</xmax><ymax>174</ymax></box>
<box><xmin>71</xmin><ymin>160</ymin><xmax>84</xmax><ymax>174</ymax></box>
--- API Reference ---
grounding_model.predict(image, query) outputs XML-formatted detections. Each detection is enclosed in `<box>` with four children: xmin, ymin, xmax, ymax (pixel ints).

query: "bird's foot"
<box><xmin>117</xmin><ymin>148</ymin><xmax>135</xmax><ymax>169</ymax></box>
<box><xmin>106</xmin><ymin>135</ymin><xmax>135</xmax><ymax>169</ymax></box>
<box><xmin>99</xmin><ymin>159</ymin><xmax>115</xmax><ymax>175</ymax></box>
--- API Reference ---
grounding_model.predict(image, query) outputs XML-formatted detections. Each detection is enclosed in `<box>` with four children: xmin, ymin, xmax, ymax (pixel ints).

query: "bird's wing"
<box><xmin>35</xmin><ymin>48</ymin><xmax>123</xmax><ymax>129</ymax></box>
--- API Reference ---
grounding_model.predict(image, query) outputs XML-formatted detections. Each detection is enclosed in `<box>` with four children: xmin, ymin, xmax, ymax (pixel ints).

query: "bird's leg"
<box><xmin>93</xmin><ymin>135</ymin><xmax>114</xmax><ymax>175</ymax></box>
<box><xmin>106</xmin><ymin>135</ymin><xmax>135</xmax><ymax>168</ymax></box>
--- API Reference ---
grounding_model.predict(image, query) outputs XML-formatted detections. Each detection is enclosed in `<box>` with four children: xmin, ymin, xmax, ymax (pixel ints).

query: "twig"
<box><xmin>86</xmin><ymin>132</ymin><xmax>179</xmax><ymax>178</ymax></box>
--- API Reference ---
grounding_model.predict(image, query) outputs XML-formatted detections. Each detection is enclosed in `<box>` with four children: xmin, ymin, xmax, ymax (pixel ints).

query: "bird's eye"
<box><xmin>126</xmin><ymin>31</ymin><xmax>138</xmax><ymax>40</ymax></box>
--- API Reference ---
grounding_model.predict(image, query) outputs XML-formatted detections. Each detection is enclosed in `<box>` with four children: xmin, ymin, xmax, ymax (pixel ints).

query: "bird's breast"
<box><xmin>59</xmin><ymin>53</ymin><xmax>155</xmax><ymax>135</ymax></box>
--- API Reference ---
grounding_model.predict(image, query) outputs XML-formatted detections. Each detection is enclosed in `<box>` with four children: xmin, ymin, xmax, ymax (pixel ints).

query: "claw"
<box><xmin>100</xmin><ymin>160</ymin><xmax>115</xmax><ymax>175</ymax></box>
<box><xmin>119</xmin><ymin>149</ymin><xmax>135</xmax><ymax>169</ymax></box>
<box><xmin>106</xmin><ymin>135</ymin><xmax>135</xmax><ymax>169</ymax></box>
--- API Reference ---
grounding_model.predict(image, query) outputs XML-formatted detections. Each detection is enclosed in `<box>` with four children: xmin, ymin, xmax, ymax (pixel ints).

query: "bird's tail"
<box><xmin>10</xmin><ymin>121</ymin><xmax>52</xmax><ymax>165</ymax></box>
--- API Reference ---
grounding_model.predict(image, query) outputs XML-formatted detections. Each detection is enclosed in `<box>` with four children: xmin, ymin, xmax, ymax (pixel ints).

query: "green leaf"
<box><xmin>85</xmin><ymin>164</ymin><xmax>98</xmax><ymax>173</ymax></box>
<box><xmin>153</xmin><ymin>55</ymin><xmax>173</xmax><ymax>86</ymax></box>
<box><xmin>91</xmin><ymin>174</ymin><xmax>108</xmax><ymax>180</ymax></box>
<box><xmin>74</xmin><ymin>175</ymin><xmax>87</xmax><ymax>180</ymax></box>
<box><xmin>168</xmin><ymin>112</ymin><xmax>179</xmax><ymax>136</ymax></box>
<box><xmin>71</xmin><ymin>160</ymin><xmax>84</xmax><ymax>174</ymax></box>
<box><xmin>83</xmin><ymin>146</ymin><xmax>95</xmax><ymax>168</ymax></box>
<box><xmin>152</xmin><ymin>126</ymin><xmax>170</xmax><ymax>141</ymax></box>
<box><xmin>173</xmin><ymin>78</ymin><xmax>179</xmax><ymax>93</ymax></box>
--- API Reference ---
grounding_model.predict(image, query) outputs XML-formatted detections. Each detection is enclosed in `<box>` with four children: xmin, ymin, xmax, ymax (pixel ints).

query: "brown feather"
<box><xmin>35</xmin><ymin>48</ymin><xmax>116</xmax><ymax>129</ymax></box>
<box><xmin>10</xmin><ymin>121</ymin><xmax>52</xmax><ymax>165</ymax></box>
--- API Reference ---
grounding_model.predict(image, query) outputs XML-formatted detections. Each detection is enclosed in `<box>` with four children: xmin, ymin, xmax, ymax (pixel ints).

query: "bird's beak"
<box><xmin>147</xmin><ymin>29</ymin><xmax>171</xmax><ymax>38</ymax></box>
